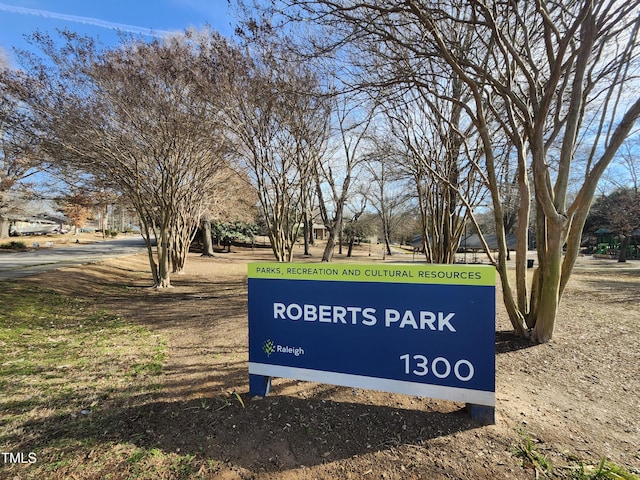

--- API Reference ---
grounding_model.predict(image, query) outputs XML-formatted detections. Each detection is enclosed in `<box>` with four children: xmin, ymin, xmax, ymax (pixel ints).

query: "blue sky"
<box><xmin>0</xmin><ymin>0</ymin><xmax>237</xmax><ymax>65</ymax></box>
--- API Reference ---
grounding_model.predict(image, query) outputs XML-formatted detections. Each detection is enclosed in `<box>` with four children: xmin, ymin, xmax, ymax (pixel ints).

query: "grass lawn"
<box><xmin>0</xmin><ymin>283</ymin><xmax>210</xmax><ymax>479</ymax></box>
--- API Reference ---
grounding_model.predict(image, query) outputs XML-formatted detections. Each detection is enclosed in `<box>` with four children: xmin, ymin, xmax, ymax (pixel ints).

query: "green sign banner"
<box><xmin>248</xmin><ymin>262</ymin><xmax>494</xmax><ymax>286</ymax></box>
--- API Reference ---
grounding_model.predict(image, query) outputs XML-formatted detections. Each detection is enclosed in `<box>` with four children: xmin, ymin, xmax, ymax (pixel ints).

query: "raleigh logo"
<box><xmin>262</xmin><ymin>339</ymin><xmax>276</xmax><ymax>357</ymax></box>
<box><xmin>262</xmin><ymin>339</ymin><xmax>305</xmax><ymax>357</ymax></box>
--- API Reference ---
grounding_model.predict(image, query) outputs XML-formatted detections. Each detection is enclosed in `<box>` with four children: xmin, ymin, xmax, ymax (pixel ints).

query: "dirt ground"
<box><xmin>16</xmin><ymin>242</ymin><xmax>640</xmax><ymax>479</ymax></box>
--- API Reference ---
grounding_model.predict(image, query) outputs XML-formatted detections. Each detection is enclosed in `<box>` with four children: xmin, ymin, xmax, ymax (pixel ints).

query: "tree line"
<box><xmin>1</xmin><ymin>0</ymin><xmax>640</xmax><ymax>342</ymax></box>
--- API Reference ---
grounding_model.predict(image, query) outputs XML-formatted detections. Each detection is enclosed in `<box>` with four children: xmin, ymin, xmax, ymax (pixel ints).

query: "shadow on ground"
<box><xmin>495</xmin><ymin>330</ymin><xmax>534</xmax><ymax>354</ymax></box>
<box><xmin>11</xmin><ymin>368</ymin><xmax>483</xmax><ymax>474</ymax></box>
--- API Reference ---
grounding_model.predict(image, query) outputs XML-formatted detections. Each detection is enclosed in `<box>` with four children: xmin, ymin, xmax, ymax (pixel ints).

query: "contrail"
<box><xmin>0</xmin><ymin>2</ymin><xmax>176</xmax><ymax>38</ymax></box>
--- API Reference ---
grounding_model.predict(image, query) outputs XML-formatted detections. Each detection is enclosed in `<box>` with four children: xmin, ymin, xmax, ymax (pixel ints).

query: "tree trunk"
<box><xmin>156</xmin><ymin>225</ymin><xmax>172</xmax><ymax>288</ymax></box>
<box><xmin>382</xmin><ymin>217</ymin><xmax>392</xmax><ymax>257</ymax></box>
<box><xmin>101</xmin><ymin>207</ymin><xmax>108</xmax><ymax>238</ymax></box>
<box><xmin>201</xmin><ymin>216</ymin><xmax>214</xmax><ymax>257</ymax></box>
<box><xmin>496</xmin><ymin>246</ymin><xmax>529</xmax><ymax>338</ymax></box>
<box><xmin>347</xmin><ymin>237</ymin><xmax>355</xmax><ymax>257</ymax></box>
<box><xmin>515</xmin><ymin>149</ymin><xmax>531</xmax><ymax>315</ymax></box>
<box><xmin>322</xmin><ymin>230</ymin><xmax>338</xmax><ymax>262</ymax></box>
<box><xmin>286</xmin><ymin>236</ymin><xmax>296</xmax><ymax>262</ymax></box>
<box><xmin>531</xmin><ymin>221</ymin><xmax>564</xmax><ymax>343</ymax></box>
<box><xmin>145</xmin><ymin>243</ymin><xmax>159</xmax><ymax>286</ymax></box>
<box><xmin>303</xmin><ymin>210</ymin><xmax>311</xmax><ymax>255</ymax></box>
<box><xmin>618</xmin><ymin>235</ymin><xmax>630</xmax><ymax>262</ymax></box>
<box><xmin>268</xmin><ymin>229</ymin><xmax>285</xmax><ymax>262</ymax></box>
<box><xmin>0</xmin><ymin>217</ymin><xmax>9</xmax><ymax>239</ymax></box>
<box><xmin>322</xmin><ymin>211</ymin><xmax>343</xmax><ymax>262</ymax></box>
<box><xmin>308</xmin><ymin>217</ymin><xmax>315</xmax><ymax>246</ymax></box>
<box><xmin>384</xmin><ymin>231</ymin><xmax>392</xmax><ymax>257</ymax></box>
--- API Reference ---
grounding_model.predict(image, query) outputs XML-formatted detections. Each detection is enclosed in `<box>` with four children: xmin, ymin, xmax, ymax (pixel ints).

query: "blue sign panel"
<box><xmin>248</xmin><ymin>263</ymin><xmax>495</xmax><ymax>407</ymax></box>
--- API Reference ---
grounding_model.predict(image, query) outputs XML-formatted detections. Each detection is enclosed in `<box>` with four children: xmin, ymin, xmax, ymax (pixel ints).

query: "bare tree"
<box><xmin>362</xmin><ymin>137</ymin><xmax>410</xmax><ymax>258</ymax></box>
<box><xmin>225</xmin><ymin>38</ymin><xmax>330</xmax><ymax>262</ymax></box>
<box><xmin>343</xmin><ymin>189</ymin><xmax>369</xmax><ymax>257</ymax></box>
<box><xmin>314</xmin><ymin>95</ymin><xmax>373</xmax><ymax>262</ymax></box>
<box><xmin>9</xmin><ymin>30</ymin><xmax>235</xmax><ymax>287</ymax></box>
<box><xmin>200</xmin><ymin>167</ymin><xmax>258</xmax><ymax>257</ymax></box>
<box><xmin>426</xmin><ymin>0</ymin><xmax>640</xmax><ymax>343</ymax></box>
<box><xmin>268</xmin><ymin>0</ymin><xmax>640</xmax><ymax>342</ymax></box>
<box><xmin>287</xmin><ymin>77</ymin><xmax>331</xmax><ymax>259</ymax></box>
<box><xmin>342</xmin><ymin>4</ymin><xmax>488</xmax><ymax>263</ymax></box>
<box><xmin>601</xmin><ymin>133</ymin><xmax>640</xmax><ymax>193</ymax></box>
<box><xmin>0</xmin><ymin>66</ymin><xmax>46</xmax><ymax>238</ymax></box>
<box><xmin>378</xmin><ymin>87</ymin><xmax>487</xmax><ymax>263</ymax></box>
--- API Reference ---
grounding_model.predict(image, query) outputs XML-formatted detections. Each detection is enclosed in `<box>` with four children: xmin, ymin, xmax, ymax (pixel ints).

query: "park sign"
<box><xmin>248</xmin><ymin>262</ymin><xmax>496</xmax><ymax>423</ymax></box>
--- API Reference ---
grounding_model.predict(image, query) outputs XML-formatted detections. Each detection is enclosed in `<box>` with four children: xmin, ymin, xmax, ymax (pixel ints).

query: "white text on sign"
<box><xmin>273</xmin><ymin>303</ymin><xmax>456</xmax><ymax>331</ymax></box>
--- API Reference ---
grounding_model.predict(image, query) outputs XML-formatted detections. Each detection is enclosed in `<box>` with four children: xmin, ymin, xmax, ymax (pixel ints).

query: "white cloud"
<box><xmin>0</xmin><ymin>2</ymin><xmax>176</xmax><ymax>38</ymax></box>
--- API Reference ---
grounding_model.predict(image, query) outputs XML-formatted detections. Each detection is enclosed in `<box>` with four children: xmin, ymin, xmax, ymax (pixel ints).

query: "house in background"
<box><xmin>312</xmin><ymin>223</ymin><xmax>327</xmax><ymax>240</ymax></box>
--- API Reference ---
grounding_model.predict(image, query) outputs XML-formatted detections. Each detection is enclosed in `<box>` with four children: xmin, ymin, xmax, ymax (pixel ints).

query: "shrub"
<box><xmin>0</xmin><ymin>241</ymin><xmax>27</xmax><ymax>250</ymax></box>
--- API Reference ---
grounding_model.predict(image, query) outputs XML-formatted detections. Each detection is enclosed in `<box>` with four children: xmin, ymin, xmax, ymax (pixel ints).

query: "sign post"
<box><xmin>248</xmin><ymin>263</ymin><xmax>496</xmax><ymax>424</ymax></box>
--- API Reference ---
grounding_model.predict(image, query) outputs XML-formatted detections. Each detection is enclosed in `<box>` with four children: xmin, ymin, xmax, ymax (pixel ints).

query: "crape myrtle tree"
<box><xmin>300</xmin><ymin>180</ymin><xmax>319</xmax><ymax>256</ymax></box>
<box><xmin>362</xmin><ymin>136</ymin><xmax>411</xmax><ymax>258</ymax></box>
<box><xmin>265</xmin><ymin>0</ymin><xmax>640</xmax><ymax>342</ymax></box>
<box><xmin>224</xmin><ymin>35</ymin><xmax>331</xmax><ymax>262</ymax></box>
<box><xmin>342</xmin><ymin>189</ymin><xmax>370</xmax><ymax>257</ymax></box>
<box><xmin>378</xmin><ymin>90</ymin><xmax>487</xmax><ymax>263</ymax></box>
<box><xmin>0</xmin><ymin>64</ymin><xmax>46</xmax><ymax>239</ymax></box>
<box><xmin>343</xmin><ymin>7</ymin><xmax>487</xmax><ymax>263</ymax></box>
<box><xmin>8</xmin><ymin>29</ymin><xmax>235</xmax><ymax>287</ymax></box>
<box><xmin>288</xmin><ymin>73</ymin><xmax>331</xmax><ymax>261</ymax></box>
<box><xmin>314</xmin><ymin>94</ymin><xmax>374</xmax><ymax>262</ymax></box>
<box><xmin>200</xmin><ymin>166</ymin><xmax>258</xmax><ymax>257</ymax></box>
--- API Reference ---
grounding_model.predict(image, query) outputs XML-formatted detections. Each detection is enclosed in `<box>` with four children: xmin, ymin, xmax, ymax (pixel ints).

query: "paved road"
<box><xmin>0</xmin><ymin>236</ymin><xmax>148</xmax><ymax>281</ymax></box>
